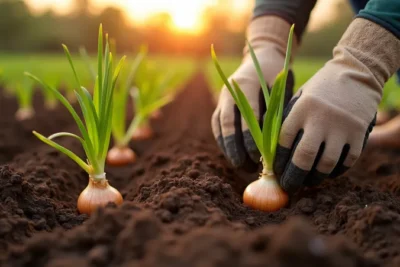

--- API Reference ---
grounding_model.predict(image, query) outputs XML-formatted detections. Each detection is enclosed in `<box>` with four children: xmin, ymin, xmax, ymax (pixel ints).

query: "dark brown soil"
<box><xmin>1</xmin><ymin>74</ymin><xmax>400</xmax><ymax>267</ymax></box>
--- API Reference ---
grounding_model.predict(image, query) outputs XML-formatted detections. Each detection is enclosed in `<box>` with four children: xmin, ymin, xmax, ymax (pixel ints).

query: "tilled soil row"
<box><xmin>0</xmin><ymin>74</ymin><xmax>400</xmax><ymax>266</ymax></box>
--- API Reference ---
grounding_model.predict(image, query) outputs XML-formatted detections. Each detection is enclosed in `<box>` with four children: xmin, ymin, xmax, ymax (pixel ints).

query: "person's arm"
<box><xmin>253</xmin><ymin>0</ymin><xmax>317</xmax><ymax>41</ymax></box>
<box><xmin>357</xmin><ymin>0</ymin><xmax>400</xmax><ymax>38</ymax></box>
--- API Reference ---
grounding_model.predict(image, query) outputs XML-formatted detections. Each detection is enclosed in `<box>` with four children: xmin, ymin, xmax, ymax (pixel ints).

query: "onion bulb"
<box><xmin>106</xmin><ymin>146</ymin><xmax>136</xmax><ymax>166</ymax></box>
<box><xmin>132</xmin><ymin>123</ymin><xmax>153</xmax><ymax>140</ymax></box>
<box><xmin>77</xmin><ymin>175</ymin><xmax>123</xmax><ymax>214</ymax></box>
<box><xmin>243</xmin><ymin>172</ymin><xmax>288</xmax><ymax>212</ymax></box>
<box><xmin>15</xmin><ymin>108</ymin><xmax>35</xmax><ymax>121</ymax></box>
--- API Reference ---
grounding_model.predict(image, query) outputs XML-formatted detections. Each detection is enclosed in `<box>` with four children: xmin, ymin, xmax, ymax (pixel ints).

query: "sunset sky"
<box><xmin>25</xmin><ymin>0</ymin><xmax>343</xmax><ymax>33</ymax></box>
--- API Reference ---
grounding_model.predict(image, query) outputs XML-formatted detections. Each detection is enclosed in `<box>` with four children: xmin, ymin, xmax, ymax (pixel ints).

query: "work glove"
<box><xmin>274</xmin><ymin>18</ymin><xmax>400</xmax><ymax>193</ymax></box>
<box><xmin>211</xmin><ymin>16</ymin><xmax>298</xmax><ymax>170</ymax></box>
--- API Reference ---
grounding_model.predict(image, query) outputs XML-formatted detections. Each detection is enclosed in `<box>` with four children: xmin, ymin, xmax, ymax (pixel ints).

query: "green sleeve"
<box><xmin>357</xmin><ymin>0</ymin><xmax>400</xmax><ymax>38</ymax></box>
<box><xmin>253</xmin><ymin>0</ymin><xmax>317</xmax><ymax>41</ymax></box>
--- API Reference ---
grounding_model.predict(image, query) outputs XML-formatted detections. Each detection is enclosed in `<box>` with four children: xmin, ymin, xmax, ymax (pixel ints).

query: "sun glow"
<box><xmin>24</xmin><ymin>0</ymin><xmax>339</xmax><ymax>34</ymax></box>
<box><xmin>121</xmin><ymin>0</ymin><xmax>210</xmax><ymax>33</ymax></box>
<box><xmin>170</xmin><ymin>8</ymin><xmax>199</xmax><ymax>32</ymax></box>
<box><xmin>25</xmin><ymin>0</ymin><xmax>252</xmax><ymax>33</ymax></box>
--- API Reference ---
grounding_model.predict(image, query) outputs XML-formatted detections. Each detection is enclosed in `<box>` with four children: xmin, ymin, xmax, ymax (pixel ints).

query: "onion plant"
<box><xmin>130</xmin><ymin>66</ymin><xmax>175</xmax><ymax>140</ymax></box>
<box><xmin>42</xmin><ymin>74</ymin><xmax>59</xmax><ymax>110</ymax></box>
<box><xmin>13</xmin><ymin>77</ymin><xmax>35</xmax><ymax>121</ymax></box>
<box><xmin>211</xmin><ymin>24</ymin><xmax>295</xmax><ymax>212</ymax></box>
<box><xmin>25</xmin><ymin>25</ymin><xmax>125</xmax><ymax>215</ymax></box>
<box><xmin>107</xmin><ymin>46</ymin><xmax>172</xmax><ymax>165</ymax></box>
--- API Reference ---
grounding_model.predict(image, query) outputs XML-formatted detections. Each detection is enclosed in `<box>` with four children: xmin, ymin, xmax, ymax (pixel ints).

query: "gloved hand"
<box><xmin>274</xmin><ymin>18</ymin><xmax>400</xmax><ymax>193</ymax></box>
<box><xmin>211</xmin><ymin>16</ymin><xmax>298</xmax><ymax>170</ymax></box>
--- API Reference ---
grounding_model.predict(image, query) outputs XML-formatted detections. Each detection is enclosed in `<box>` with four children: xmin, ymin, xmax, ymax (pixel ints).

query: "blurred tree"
<box><xmin>0</xmin><ymin>0</ymin><xmax>32</xmax><ymax>50</ymax></box>
<box><xmin>98</xmin><ymin>7</ymin><xmax>130</xmax><ymax>52</ymax></box>
<box><xmin>75</xmin><ymin>0</ymin><xmax>90</xmax><ymax>14</ymax></box>
<box><xmin>142</xmin><ymin>12</ymin><xmax>174</xmax><ymax>54</ymax></box>
<box><xmin>201</xmin><ymin>4</ymin><xmax>246</xmax><ymax>57</ymax></box>
<box><xmin>0</xmin><ymin>0</ymin><xmax>352</xmax><ymax>58</ymax></box>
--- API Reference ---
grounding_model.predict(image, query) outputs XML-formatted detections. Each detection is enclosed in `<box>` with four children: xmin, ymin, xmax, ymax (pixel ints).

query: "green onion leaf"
<box><xmin>14</xmin><ymin>77</ymin><xmax>34</xmax><ymax>110</ymax></box>
<box><xmin>121</xmin><ymin>94</ymin><xmax>173</xmax><ymax>146</ymax></box>
<box><xmin>95</xmin><ymin>24</ymin><xmax>103</xmax><ymax>112</ymax></box>
<box><xmin>33</xmin><ymin>131</ymin><xmax>90</xmax><ymax>173</ymax></box>
<box><xmin>247</xmin><ymin>40</ymin><xmax>270</xmax><ymax>105</ymax></box>
<box><xmin>124</xmin><ymin>45</ymin><xmax>147</xmax><ymax>91</ymax></box>
<box><xmin>212</xmin><ymin>45</ymin><xmax>264</xmax><ymax>158</ymax></box>
<box><xmin>48</xmin><ymin>132</ymin><xmax>85</xmax><ymax>143</ymax></box>
<box><xmin>62</xmin><ymin>44</ymin><xmax>81</xmax><ymax>90</ymax></box>
<box><xmin>231</xmin><ymin>80</ymin><xmax>264</xmax><ymax>157</ymax></box>
<box><xmin>262</xmin><ymin>70</ymin><xmax>285</xmax><ymax>168</ymax></box>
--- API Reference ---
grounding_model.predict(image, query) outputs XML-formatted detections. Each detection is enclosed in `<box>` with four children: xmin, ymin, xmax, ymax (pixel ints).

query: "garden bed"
<box><xmin>0</xmin><ymin>73</ymin><xmax>400</xmax><ymax>266</ymax></box>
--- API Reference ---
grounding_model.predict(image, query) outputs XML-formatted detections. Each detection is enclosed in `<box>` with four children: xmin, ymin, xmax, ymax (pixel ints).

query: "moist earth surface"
<box><xmin>0</xmin><ymin>74</ymin><xmax>399</xmax><ymax>267</ymax></box>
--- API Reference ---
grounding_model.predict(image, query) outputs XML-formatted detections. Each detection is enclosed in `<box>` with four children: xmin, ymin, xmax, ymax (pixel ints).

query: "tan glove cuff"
<box><xmin>244</xmin><ymin>15</ymin><xmax>299</xmax><ymax>59</ymax></box>
<box><xmin>337</xmin><ymin>18</ymin><xmax>400</xmax><ymax>87</ymax></box>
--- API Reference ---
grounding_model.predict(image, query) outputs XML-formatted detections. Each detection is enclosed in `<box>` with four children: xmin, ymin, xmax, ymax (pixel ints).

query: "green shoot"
<box><xmin>131</xmin><ymin>63</ymin><xmax>176</xmax><ymax>131</ymax></box>
<box><xmin>78</xmin><ymin>43</ymin><xmax>168</xmax><ymax>147</ymax></box>
<box><xmin>130</xmin><ymin>80</ymin><xmax>174</xmax><ymax>140</ymax></box>
<box><xmin>42</xmin><ymin>74</ymin><xmax>59</xmax><ymax>110</ymax></box>
<box><xmin>111</xmin><ymin>45</ymin><xmax>154</xmax><ymax>147</ymax></box>
<box><xmin>1</xmin><ymin>72</ymin><xmax>15</xmax><ymax>98</ymax></box>
<box><xmin>14</xmin><ymin>78</ymin><xmax>34</xmax><ymax>110</ymax></box>
<box><xmin>211</xmin><ymin>24</ymin><xmax>295</xmax><ymax>173</ymax></box>
<box><xmin>26</xmin><ymin>24</ymin><xmax>126</xmax><ymax>178</ymax></box>
<box><xmin>104</xmin><ymin>45</ymin><xmax>174</xmax><ymax>165</ymax></box>
<box><xmin>13</xmin><ymin>77</ymin><xmax>35</xmax><ymax>120</ymax></box>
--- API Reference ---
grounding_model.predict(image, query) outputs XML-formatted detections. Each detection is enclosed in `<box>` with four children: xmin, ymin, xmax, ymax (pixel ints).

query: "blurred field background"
<box><xmin>0</xmin><ymin>0</ymin><xmax>399</xmax><ymax>110</ymax></box>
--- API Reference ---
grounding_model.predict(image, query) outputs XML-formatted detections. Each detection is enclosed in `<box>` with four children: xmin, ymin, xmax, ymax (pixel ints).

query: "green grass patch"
<box><xmin>0</xmin><ymin>53</ymin><xmax>197</xmax><ymax>94</ymax></box>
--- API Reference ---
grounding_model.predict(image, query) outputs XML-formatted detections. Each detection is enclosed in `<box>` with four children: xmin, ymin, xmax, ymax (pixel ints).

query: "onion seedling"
<box><xmin>42</xmin><ymin>74</ymin><xmax>59</xmax><ymax>110</ymax></box>
<box><xmin>13</xmin><ymin>77</ymin><xmax>35</xmax><ymax>121</ymax></box>
<box><xmin>211</xmin><ymin>24</ymin><xmax>295</xmax><ymax>212</ymax></box>
<box><xmin>26</xmin><ymin>25</ymin><xmax>125</xmax><ymax>215</ymax></box>
<box><xmin>107</xmin><ymin>46</ymin><xmax>171</xmax><ymax>165</ymax></box>
<box><xmin>131</xmin><ymin>67</ymin><xmax>175</xmax><ymax>140</ymax></box>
